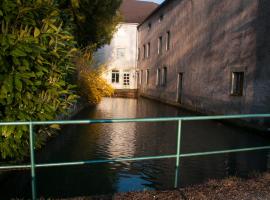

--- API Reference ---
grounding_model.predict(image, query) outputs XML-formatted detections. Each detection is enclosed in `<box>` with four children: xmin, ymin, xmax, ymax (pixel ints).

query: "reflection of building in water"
<box><xmin>96</xmin><ymin>98</ymin><xmax>138</xmax><ymax>158</ymax></box>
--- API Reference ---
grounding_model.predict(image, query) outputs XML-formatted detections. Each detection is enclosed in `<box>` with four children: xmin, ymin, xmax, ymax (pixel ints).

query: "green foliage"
<box><xmin>0</xmin><ymin>0</ymin><xmax>122</xmax><ymax>160</ymax></box>
<box><xmin>0</xmin><ymin>0</ymin><xmax>78</xmax><ymax>160</ymax></box>
<box><xmin>58</xmin><ymin>0</ymin><xmax>122</xmax><ymax>49</ymax></box>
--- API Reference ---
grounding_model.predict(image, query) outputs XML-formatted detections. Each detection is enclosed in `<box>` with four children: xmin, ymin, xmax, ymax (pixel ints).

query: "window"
<box><xmin>138</xmin><ymin>48</ymin><xmax>140</xmax><ymax>60</ymax></box>
<box><xmin>112</xmin><ymin>70</ymin><xmax>120</xmax><ymax>83</ymax></box>
<box><xmin>159</xmin><ymin>14</ymin><xmax>164</xmax><ymax>22</ymax></box>
<box><xmin>146</xmin><ymin>69</ymin><xmax>150</xmax><ymax>85</ymax></box>
<box><xmin>123</xmin><ymin>73</ymin><xmax>130</xmax><ymax>86</ymax></box>
<box><xmin>147</xmin><ymin>42</ymin><xmax>151</xmax><ymax>58</ymax></box>
<box><xmin>136</xmin><ymin>71</ymin><xmax>140</xmax><ymax>85</ymax></box>
<box><xmin>143</xmin><ymin>44</ymin><xmax>146</xmax><ymax>59</ymax></box>
<box><xmin>116</xmin><ymin>48</ymin><xmax>125</xmax><ymax>58</ymax></box>
<box><xmin>156</xmin><ymin>68</ymin><xmax>161</xmax><ymax>86</ymax></box>
<box><xmin>158</xmin><ymin>36</ymin><xmax>162</xmax><ymax>55</ymax></box>
<box><xmin>231</xmin><ymin>72</ymin><xmax>244</xmax><ymax>96</ymax></box>
<box><xmin>166</xmin><ymin>31</ymin><xmax>170</xmax><ymax>51</ymax></box>
<box><xmin>162</xmin><ymin>67</ymin><xmax>167</xmax><ymax>86</ymax></box>
<box><xmin>140</xmin><ymin>70</ymin><xmax>143</xmax><ymax>84</ymax></box>
<box><xmin>148</xmin><ymin>23</ymin><xmax>152</xmax><ymax>30</ymax></box>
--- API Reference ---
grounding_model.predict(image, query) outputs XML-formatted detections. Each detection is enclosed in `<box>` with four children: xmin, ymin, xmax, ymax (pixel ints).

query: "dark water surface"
<box><xmin>1</xmin><ymin>97</ymin><xmax>270</xmax><ymax>199</ymax></box>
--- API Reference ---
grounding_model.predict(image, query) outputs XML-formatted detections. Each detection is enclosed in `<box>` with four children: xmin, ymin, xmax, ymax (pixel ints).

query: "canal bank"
<box><xmin>139</xmin><ymin>93</ymin><xmax>270</xmax><ymax>132</ymax></box>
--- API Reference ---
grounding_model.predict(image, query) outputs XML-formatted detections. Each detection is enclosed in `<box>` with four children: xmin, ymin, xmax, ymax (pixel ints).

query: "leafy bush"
<box><xmin>76</xmin><ymin>52</ymin><xmax>114</xmax><ymax>105</ymax></box>
<box><xmin>0</xmin><ymin>0</ymin><xmax>78</xmax><ymax>159</ymax></box>
<box><xmin>0</xmin><ymin>0</ymin><xmax>122</xmax><ymax>160</ymax></box>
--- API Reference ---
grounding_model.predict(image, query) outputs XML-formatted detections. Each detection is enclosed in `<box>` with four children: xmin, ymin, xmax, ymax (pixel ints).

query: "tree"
<box><xmin>59</xmin><ymin>0</ymin><xmax>122</xmax><ymax>49</ymax></box>
<box><xmin>0</xmin><ymin>0</ymin><xmax>122</xmax><ymax>160</ymax></box>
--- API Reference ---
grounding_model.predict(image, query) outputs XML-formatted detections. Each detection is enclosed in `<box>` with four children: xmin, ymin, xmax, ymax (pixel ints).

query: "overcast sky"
<box><xmin>141</xmin><ymin>0</ymin><xmax>165</xmax><ymax>4</ymax></box>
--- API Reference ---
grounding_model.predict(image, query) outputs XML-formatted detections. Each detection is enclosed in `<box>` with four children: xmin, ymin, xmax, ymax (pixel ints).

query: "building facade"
<box><xmin>137</xmin><ymin>0</ymin><xmax>270</xmax><ymax>117</ymax></box>
<box><xmin>94</xmin><ymin>0</ymin><xmax>157</xmax><ymax>94</ymax></box>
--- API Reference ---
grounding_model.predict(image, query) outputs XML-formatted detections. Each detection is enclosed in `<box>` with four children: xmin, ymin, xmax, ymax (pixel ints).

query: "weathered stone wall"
<box><xmin>138</xmin><ymin>0</ymin><xmax>270</xmax><ymax>116</ymax></box>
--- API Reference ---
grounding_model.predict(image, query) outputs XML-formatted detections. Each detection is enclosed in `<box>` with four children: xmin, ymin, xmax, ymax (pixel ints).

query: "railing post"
<box><xmin>174</xmin><ymin>120</ymin><xmax>182</xmax><ymax>188</ymax></box>
<box><xmin>29</xmin><ymin>123</ymin><xmax>37</xmax><ymax>200</ymax></box>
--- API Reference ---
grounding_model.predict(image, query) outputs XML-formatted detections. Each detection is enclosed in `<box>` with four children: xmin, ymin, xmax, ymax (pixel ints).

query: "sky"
<box><xmin>141</xmin><ymin>0</ymin><xmax>165</xmax><ymax>4</ymax></box>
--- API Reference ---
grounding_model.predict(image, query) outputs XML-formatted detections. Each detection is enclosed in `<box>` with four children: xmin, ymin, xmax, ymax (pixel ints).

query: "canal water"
<box><xmin>1</xmin><ymin>97</ymin><xmax>270</xmax><ymax>199</ymax></box>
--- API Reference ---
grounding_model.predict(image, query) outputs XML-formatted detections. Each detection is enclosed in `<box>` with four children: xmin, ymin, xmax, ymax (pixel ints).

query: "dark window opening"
<box><xmin>231</xmin><ymin>72</ymin><xmax>244</xmax><ymax>96</ymax></box>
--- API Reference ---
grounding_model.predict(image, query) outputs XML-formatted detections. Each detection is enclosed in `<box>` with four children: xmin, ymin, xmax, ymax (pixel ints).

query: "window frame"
<box><xmin>111</xmin><ymin>70</ymin><xmax>120</xmax><ymax>83</ymax></box>
<box><xmin>123</xmin><ymin>73</ymin><xmax>130</xmax><ymax>86</ymax></box>
<box><xmin>166</xmin><ymin>31</ymin><xmax>170</xmax><ymax>51</ymax></box>
<box><xmin>143</xmin><ymin>44</ymin><xmax>146</xmax><ymax>59</ymax></box>
<box><xmin>146</xmin><ymin>69</ymin><xmax>150</xmax><ymax>85</ymax></box>
<box><xmin>147</xmin><ymin>42</ymin><xmax>151</xmax><ymax>58</ymax></box>
<box><xmin>230</xmin><ymin>71</ymin><xmax>245</xmax><ymax>96</ymax></box>
<box><xmin>162</xmin><ymin>67</ymin><xmax>167</xmax><ymax>86</ymax></box>
<box><xmin>158</xmin><ymin>36</ymin><xmax>162</xmax><ymax>55</ymax></box>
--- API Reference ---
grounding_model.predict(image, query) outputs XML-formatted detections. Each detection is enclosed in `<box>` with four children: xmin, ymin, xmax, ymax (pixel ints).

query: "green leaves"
<box><xmin>0</xmin><ymin>0</ymin><xmax>79</xmax><ymax>160</ymax></box>
<box><xmin>10</xmin><ymin>48</ymin><xmax>27</xmax><ymax>57</ymax></box>
<box><xmin>34</xmin><ymin>27</ymin><xmax>40</xmax><ymax>37</ymax></box>
<box><xmin>14</xmin><ymin>76</ymin><xmax>22</xmax><ymax>92</ymax></box>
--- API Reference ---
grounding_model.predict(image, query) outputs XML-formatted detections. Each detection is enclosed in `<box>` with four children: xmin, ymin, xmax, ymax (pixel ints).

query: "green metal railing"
<box><xmin>0</xmin><ymin>114</ymin><xmax>270</xmax><ymax>199</ymax></box>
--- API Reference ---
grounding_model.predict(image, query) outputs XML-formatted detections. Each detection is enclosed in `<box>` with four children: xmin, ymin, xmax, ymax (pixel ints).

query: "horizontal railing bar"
<box><xmin>180</xmin><ymin>145</ymin><xmax>270</xmax><ymax>158</ymax></box>
<box><xmin>0</xmin><ymin>155</ymin><xmax>176</xmax><ymax>170</ymax></box>
<box><xmin>0</xmin><ymin>114</ymin><xmax>269</xmax><ymax>126</ymax></box>
<box><xmin>0</xmin><ymin>164</ymin><xmax>31</xmax><ymax>170</ymax></box>
<box><xmin>35</xmin><ymin>154</ymin><xmax>177</xmax><ymax>168</ymax></box>
<box><xmin>1</xmin><ymin>145</ymin><xmax>270</xmax><ymax>170</ymax></box>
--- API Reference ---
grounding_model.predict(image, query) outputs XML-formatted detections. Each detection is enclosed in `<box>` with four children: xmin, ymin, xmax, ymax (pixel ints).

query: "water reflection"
<box><xmin>0</xmin><ymin>97</ymin><xmax>270</xmax><ymax>198</ymax></box>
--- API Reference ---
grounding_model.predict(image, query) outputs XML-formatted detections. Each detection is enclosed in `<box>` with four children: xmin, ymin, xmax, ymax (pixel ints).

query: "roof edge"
<box><xmin>138</xmin><ymin>0</ymin><xmax>171</xmax><ymax>28</ymax></box>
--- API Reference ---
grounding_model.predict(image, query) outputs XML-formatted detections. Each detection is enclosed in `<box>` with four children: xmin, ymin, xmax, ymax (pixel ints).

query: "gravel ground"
<box><xmin>62</xmin><ymin>172</ymin><xmax>270</xmax><ymax>200</ymax></box>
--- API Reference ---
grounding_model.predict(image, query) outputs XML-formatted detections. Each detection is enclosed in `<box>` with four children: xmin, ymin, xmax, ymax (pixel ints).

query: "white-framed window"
<box><xmin>116</xmin><ymin>48</ymin><xmax>125</xmax><ymax>58</ymax></box>
<box><xmin>162</xmin><ymin>67</ymin><xmax>167</xmax><ymax>86</ymax></box>
<box><xmin>231</xmin><ymin>72</ymin><xmax>244</xmax><ymax>96</ymax></box>
<box><xmin>123</xmin><ymin>73</ymin><xmax>130</xmax><ymax>86</ymax></box>
<box><xmin>111</xmin><ymin>70</ymin><xmax>120</xmax><ymax>83</ymax></box>
<box><xmin>158</xmin><ymin>36</ymin><xmax>162</xmax><ymax>55</ymax></box>
<box><xmin>147</xmin><ymin>42</ymin><xmax>151</xmax><ymax>58</ymax></box>
<box><xmin>146</xmin><ymin>69</ymin><xmax>150</xmax><ymax>85</ymax></box>
<box><xmin>166</xmin><ymin>31</ymin><xmax>170</xmax><ymax>51</ymax></box>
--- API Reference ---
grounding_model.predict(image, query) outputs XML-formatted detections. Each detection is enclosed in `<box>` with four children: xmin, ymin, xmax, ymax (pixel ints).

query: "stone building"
<box><xmin>94</xmin><ymin>0</ymin><xmax>157</xmax><ymax>96</ymax></box>
<box><xmin>137</xmin><ymin>0</ymin><xmax>270</xmax><ymax>117</ymax></box>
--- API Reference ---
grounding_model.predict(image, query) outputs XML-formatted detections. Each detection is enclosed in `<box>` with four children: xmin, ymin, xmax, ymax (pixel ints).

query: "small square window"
<box><xmin>231</xmin><ymin>72</ymin><xmax>244</xmax><ymax>96</ymax></box>
<box><xmin>117</xmin><ymin>48</ymin><xmax>125</xmax><ymax>58</ymax></box>
<box><xmin>123</xmin><ymin>73</ymin><xmax>130</xmax><ymax>86</ymax></box>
